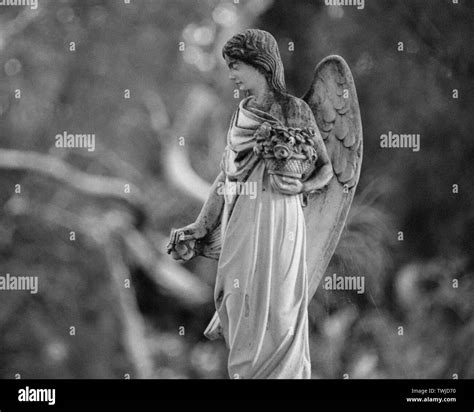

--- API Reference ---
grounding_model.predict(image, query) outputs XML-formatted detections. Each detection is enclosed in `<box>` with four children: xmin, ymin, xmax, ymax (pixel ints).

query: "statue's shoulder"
<box><xmin>275</xmin><ymin>93</ymin><xmax>313</xmax><ymax>126</ymax></box>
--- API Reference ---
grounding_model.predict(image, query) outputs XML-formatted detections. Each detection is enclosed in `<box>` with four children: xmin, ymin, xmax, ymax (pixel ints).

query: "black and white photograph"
<box><xmin>0</xmin><ymin>0</ymin><xmax>472</xmax><ymax>408</ymax></box>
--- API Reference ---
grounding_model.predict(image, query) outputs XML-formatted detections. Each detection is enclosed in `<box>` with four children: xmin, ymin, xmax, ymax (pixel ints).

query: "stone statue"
<box><xmin>167</xmin><ymin>29</ymin><xmax>362</xmax><ymax>379</ymax></box>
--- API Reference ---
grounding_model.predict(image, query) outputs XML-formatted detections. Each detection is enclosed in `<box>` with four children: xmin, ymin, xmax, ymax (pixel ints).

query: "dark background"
<box><xmin>0</xmin><ymin>0</ymin><xmax>472</xmax><ymax>379</ymax></box>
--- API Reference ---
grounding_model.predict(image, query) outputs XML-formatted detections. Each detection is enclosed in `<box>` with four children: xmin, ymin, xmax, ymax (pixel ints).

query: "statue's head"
<box><xmin>222</xmin><ymin>29</ymin><xmax>286</xmax><ymax>94</ymax></box>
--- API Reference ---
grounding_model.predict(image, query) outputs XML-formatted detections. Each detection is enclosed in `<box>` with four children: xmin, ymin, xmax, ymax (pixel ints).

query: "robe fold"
<box><xmin>208</xmin><ymin>97</ymin><xmax>311</xmax><ymax>379</ymax></box>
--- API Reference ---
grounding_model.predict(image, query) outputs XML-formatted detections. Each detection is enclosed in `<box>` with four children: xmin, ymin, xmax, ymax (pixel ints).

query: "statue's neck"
<box><xmin>248</xmin><ymin>89</ymin><xmax>275</xmax><ymax>113</ymax></box>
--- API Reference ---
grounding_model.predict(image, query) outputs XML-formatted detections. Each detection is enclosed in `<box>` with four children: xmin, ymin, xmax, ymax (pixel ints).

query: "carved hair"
<box><xmin>222</xmin><ymin>29</ymin><xmax>286</xmax><ymax>93</ymax></box>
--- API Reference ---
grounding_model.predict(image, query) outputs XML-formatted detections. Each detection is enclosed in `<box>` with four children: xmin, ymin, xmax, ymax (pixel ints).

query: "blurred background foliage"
<box><xmin>0</xmin><ymin>0</ymin><xmax>472</xmax><ymax>378</ymax></box>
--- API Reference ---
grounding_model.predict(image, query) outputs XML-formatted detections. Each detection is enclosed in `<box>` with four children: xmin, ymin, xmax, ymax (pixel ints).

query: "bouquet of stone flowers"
<box><xmin>253</xmin><ymin>122</ymin><xmax>318</xmax><ymax>180</ymax></box>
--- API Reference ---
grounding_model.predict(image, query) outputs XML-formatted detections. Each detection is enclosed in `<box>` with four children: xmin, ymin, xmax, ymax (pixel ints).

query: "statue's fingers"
<box><xmin>171</xmin><ymin>230</ymin><xmax>183</xmax><ymax>244</ymax></box>
<box><xmin>172</xmin><ymin>230</ymin><xmax>187</xmax><ymax>247</ymax></box>
<box><xmin>167</xmin><ymin>237</ymin><xmax>174</xmax><ymax>251</ymax></box>
<box><xmin>170</xmin><ymin>228</ymin><xmax>179</xmax><ymax>244</ymax></box>
<box><xmin>278</xmin><ymin>182</ymin><xmax>293</xmax><ymax>191</ymax></box>
<box><xmin>271</xmin><ymin>175</ymin><xmax>290</xmax><ymax>192</ymax></box>
<box><xmin>281</xmin><ymin>176</ymin><xmax>298</xmax><ymax>184</ymax></box>
<box><xmin>181</xmin><ymin>234</ymin><xmax>196</xmax><ymax>241</ymax></box>
<box><xmin>277</xmin><ymin>186</ymin><xmax>292</xmax><ymax>195</ymax></box>
<box><xmin>166</xmin><ymin>238</ymin><xmax>177</xmax><ymax>253</ymax></box>
<box><xmin>283</xmin><ymin>184</ymin><xmax>300</xmax><ymax>195</ymax></box>
<box><xmin>168</xmin><ymin>232</ymin><xmax>178</xmax><ymax>244</ymax></box>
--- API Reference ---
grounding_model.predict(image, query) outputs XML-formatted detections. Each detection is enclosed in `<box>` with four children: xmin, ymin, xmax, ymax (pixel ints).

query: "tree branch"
<box><xmin>0</xmin><ymin>149</ymin><xmax>147</xmax><ymax>214</ymax></box>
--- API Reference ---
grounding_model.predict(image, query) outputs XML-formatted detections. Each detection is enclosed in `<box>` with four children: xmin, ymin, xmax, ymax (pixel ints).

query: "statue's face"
<box><xmin>225</xmin><ymin>56</ymin><xmax>266</xmax><ymax>93</ymax></box>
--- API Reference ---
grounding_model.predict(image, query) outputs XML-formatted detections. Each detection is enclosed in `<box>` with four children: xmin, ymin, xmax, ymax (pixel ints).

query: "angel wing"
<box><xmin>302</xmin><ymin>55</ymin><xmax>363</xmax><ymax>299</ymax></box>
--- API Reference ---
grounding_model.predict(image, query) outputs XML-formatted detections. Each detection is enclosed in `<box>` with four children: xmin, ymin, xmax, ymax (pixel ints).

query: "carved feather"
<box><xmin>301</xmin><ymin>55</ymin><xmax>363</xmax><ymax>301</ymax></box>
<box><xmin>303</xmin><ymin>55</ymin><xmax>362</xmax><ymax>188</ymax></box>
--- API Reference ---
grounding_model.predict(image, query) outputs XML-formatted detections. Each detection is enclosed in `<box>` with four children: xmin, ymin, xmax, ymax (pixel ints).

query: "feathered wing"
<box><xmin>302</xmin><ymin>55</ymin><xmax>363</xmax><ymax>299</ymax></box>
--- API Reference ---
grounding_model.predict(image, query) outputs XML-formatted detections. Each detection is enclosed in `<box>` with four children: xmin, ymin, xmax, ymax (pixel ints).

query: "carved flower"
<box><xmin>255</xmin><ymin>122</ymin><xmax>272</xmax><ymax>140</ymax></box>
<box><xmin>253</xmin><ymin>146</ymin><xmax>261</xmax><ymax>156</ymax></box>
<box><xmin>273</xmin><ymin>143</ymin><xmax>292</xmax><ymax>160</ymax></box>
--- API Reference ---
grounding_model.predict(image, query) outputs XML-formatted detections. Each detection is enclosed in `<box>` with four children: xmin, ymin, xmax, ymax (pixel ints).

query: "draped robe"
<box><xmin>206</xmin><ymin>96</ymin><xmax>312</xmax><ymax>379</ymax></box>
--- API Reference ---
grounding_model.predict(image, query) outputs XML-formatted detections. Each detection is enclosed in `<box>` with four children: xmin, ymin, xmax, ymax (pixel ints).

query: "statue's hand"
<box><xmin>166</xmin><ymin>223</ymin><xmax>207</xmax><ymax>261</ymax></box>
<box><xmin>270</xmin><ymin>175</ymin><xmax>304</xmax><ymax>195</ymax></box>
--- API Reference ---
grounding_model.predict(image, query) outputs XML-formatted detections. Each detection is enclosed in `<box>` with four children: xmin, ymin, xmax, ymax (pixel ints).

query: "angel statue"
<box><xmin>167</xmin><ymin>29</ymin><xmax>362</xmax><ymax>379</ymax></box>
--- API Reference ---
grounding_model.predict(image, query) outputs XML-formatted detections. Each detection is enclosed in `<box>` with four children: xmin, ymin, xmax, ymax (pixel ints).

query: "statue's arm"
<box><xmin>167</xmin><ymin>170</ymin><xmax>225</xmax><ymax>260</ymax></box>
<box><xmin>195</xmin><ymin>170</ymin><xmax>226</xmax><ymax>232</ymax></box>
<box><xmin>300</xmin><ymin>102</ymin><xmax>334</xmax><ymax>193</ymax></box>
<box><xmin>303</xmin><ymin>132</ymin><xmax>333</xmax><ymax>193</ymax></box>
